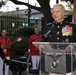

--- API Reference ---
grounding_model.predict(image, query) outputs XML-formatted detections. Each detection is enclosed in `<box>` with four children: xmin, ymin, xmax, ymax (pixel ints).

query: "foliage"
<box><xmin>10</xmin><ymin>26</ymin><xmax>34</xmax><ymax>58</ymax></box>
<box><xmin>0</xmin><ymin>0</ymin><xmax>9</xmax><ymax>8</ymax></box>
<box><xmin>12</xmin><ymin>26</ymin><xmax>34</xmax><ymax>36</ymax></box>
<box><xmin>0</xmin><ymin>1</ymin><xmax>5</xmax><ymax>7</ymax></box>
<box><xmin>65</xmin><ymin>14</ymin><xmax>72</xmax><ymax>21</ymax></box>
<box><xmin>10</xmin><ymin>36</ymin><xmax>29</xmax><ymax>58</ymax></box>
<box><xmin>61</xmin><ymin>0</ymin><xmax>73</xmax><ymax>3</ymax></box>
<box><xmin>66</xmin><ymin>1</ymin><xmax>73</xmax><ymax>10</ymax></box>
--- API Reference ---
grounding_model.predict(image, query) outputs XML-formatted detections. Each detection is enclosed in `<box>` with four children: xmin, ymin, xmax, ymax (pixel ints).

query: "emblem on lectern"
<box><xmin>46</xmin><ymin>53</ymin><xmax>63</xmax><ymax>69</ymax></box>
<box><xmin>51</xmin><ymin>59</ymin><xmax>59</xmax><ymax>69</ymax></box>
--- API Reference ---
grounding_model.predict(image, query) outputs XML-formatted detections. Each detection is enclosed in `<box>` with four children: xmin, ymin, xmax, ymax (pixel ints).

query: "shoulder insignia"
<box><xmin>46</xmin><ymin>23</ymin><xmax>52</xmax><ymax>26</ymax></box>
<box><xmin>69</xmin><ymin>22</ymin><xmax>76</xmax><ymax>24</ymax></box>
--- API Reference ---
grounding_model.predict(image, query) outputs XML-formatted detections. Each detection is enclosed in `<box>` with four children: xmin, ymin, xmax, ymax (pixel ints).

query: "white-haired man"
<box><xmin>43</xmin><ymin>4</ymin><xmax>76</xmax><ymax>75</ymax></box>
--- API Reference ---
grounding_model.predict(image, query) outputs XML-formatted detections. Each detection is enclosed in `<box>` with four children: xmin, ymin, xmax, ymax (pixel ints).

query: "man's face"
<box><xmin>34</xmin><ymin>28</ymin><xmax>40</xmax><ymax>35</ymax></box>
<box><xmin>1</xmin><ymin>30</ymin><xmax>7</xmax><ymax>37</ymax></box>
<box><xmin>52</xmin><ymin>6</ymin><xmax>65</xmax><ymax>22</ymax></box>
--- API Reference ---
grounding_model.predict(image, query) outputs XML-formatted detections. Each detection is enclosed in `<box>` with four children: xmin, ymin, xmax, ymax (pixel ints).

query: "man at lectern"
<box><xmin>43</xmin><ymin>4</ymin><xmax>76</xmax><ymax>73</ymax></box>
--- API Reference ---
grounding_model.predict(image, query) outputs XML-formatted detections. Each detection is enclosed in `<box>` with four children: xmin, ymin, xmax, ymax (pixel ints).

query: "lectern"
<box><xmin>33</xmin><ymin>42</ymin><xmax>76</xmax><ymax>75</ymax></box>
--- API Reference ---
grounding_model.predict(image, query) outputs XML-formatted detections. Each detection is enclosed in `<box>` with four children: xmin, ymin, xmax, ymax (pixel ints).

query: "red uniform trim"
<box><xmin>29</xmin><ymin>35</ymin><xmax>42</xmax><ymax>55</ymax></box>
<box><xmin>0</xmin><ymin>37</ymin><xmax>12</xmax><ymax>57</ymax></box>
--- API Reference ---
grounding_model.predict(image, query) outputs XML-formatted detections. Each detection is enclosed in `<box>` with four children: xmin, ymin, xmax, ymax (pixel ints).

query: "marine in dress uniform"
<box><xmin>0</xmin><ymin>30</ymin><xmax>11</xmax><ymax>75</ymax></box>
<box><xmin>44</xmin><ymin>20</ymin><xmax>76</xmax><ymax>42</ymax></box>
<box><xmin>43</xmin><ymin>20</ymin><xmax>76</xmax><ymax>73</ymax></box>
<box><xmin>29</xmin><ymin>27</ymin><xmax>42</xmax><ymax>70</ymax></box>
<box><xmin>43</xmin><ymin>4</ymin><xmax>76</xmax><ymax>74</ymax></box>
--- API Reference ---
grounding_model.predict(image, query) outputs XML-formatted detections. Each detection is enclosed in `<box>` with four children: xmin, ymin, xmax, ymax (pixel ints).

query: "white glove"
<box><xmin>3</xmin><ymin>49</ymin><xmax>7</xmax><ymax>54</ymax></box>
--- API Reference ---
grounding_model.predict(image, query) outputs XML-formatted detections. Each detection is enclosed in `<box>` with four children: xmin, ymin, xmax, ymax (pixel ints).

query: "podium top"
<box><xmin>32</xmin><ymin>42</ymin><xmax>76</xmax><ymax>52</ymax></box>
<box><xmin>32</xmin><ymin>42</ymin><xmax>76</xmax><ymax>45</ymax></box>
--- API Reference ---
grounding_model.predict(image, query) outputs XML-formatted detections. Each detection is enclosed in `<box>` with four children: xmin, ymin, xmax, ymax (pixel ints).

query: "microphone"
<box><xmin>43</xmin><ymin>24</ymin><xmax>54</xmax><ymax>39</ymax></box>
<box><xmin>43</xmin><ymin>30</ymin><xmax>51</xmax><ymax>39</ymax></box>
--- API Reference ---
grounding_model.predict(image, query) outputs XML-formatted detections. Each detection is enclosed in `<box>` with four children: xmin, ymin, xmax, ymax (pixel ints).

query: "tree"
<box><xmin>0</xmin><ymin>1</ymin><xmax>5</xmax><ymax>7</ymax></box>
<box><xmin>66</xmin><ymin>1</ymin><xmax>73</xmax><ymax>10</ymax></box>
<box><xmin>0</xmin><ymin>0</ymin><xmax>9</xmax><ymax>7</ymax></box>
<box><xmin>7</xmin><ymin>0</ymin><xmax>53</xmax><ymax>33</ymax></box>
<box><xmin>9</xmin><ymin>0</ymin><xmax>53</xmax><ymax>24</ymax></box>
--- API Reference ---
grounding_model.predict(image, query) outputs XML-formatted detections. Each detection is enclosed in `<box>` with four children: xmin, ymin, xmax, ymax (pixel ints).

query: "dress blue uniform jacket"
<box><xmin>43</xmin><ymin>20</ymin><xmax>76</xmax><ymax>73</ymax></box>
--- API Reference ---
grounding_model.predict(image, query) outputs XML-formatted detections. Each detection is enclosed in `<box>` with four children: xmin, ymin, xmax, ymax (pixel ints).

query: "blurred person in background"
<box><xmin>29</xmin><ymin>27</ymin><xmax>42</xmax><ymax>70</ymax></box>
<box><xmin>0</xmin><ymin>29</ymin><xmax>11</xmax><ymax>75</ymax></box>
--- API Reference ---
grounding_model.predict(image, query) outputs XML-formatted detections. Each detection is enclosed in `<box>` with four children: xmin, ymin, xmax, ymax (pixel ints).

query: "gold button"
<box><xmin>57</xmin><ymin>26</ymin><xmax>60</xmax><ymax>28</ymax></box>
<box><xmin>58</xmin><ymin>32</ymin><xmax>59</xmax><ymax>34</ymax></box>
<box><xmin>65</xmin><ymin>38</ymin><xmax>69</xmax><ymax>43</ymax></box>
<box><xmin>57</xmin><ymin>37</ymin><xmax>59</xmax><ymax>40</ymax></box>
<box><xmin>56</xmin><ymin>32</ymin><xmax>60</xmax><ymax>35</ymax></box>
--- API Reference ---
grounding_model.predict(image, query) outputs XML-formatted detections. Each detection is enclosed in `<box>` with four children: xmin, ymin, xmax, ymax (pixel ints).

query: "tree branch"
<box><xmin>9</xmin><ymin>0</ymin><xmax>43</xmax><ymax>12</ymax></box>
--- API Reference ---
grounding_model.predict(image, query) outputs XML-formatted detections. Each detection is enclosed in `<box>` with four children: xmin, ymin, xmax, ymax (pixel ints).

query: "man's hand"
<box><xmin>45</xmin><ymin>44</ymin><xmax>52</xmax><ymax>49</ymax></box>
<box><xmin>65</xmin><ymin>45</ymin><xmax>73</xmax><ymax>52</ymax></box>
<box><xmin>3</xmin><ymin>49</ymin><xmax>7</xmax><ymax>54</ymax></box>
